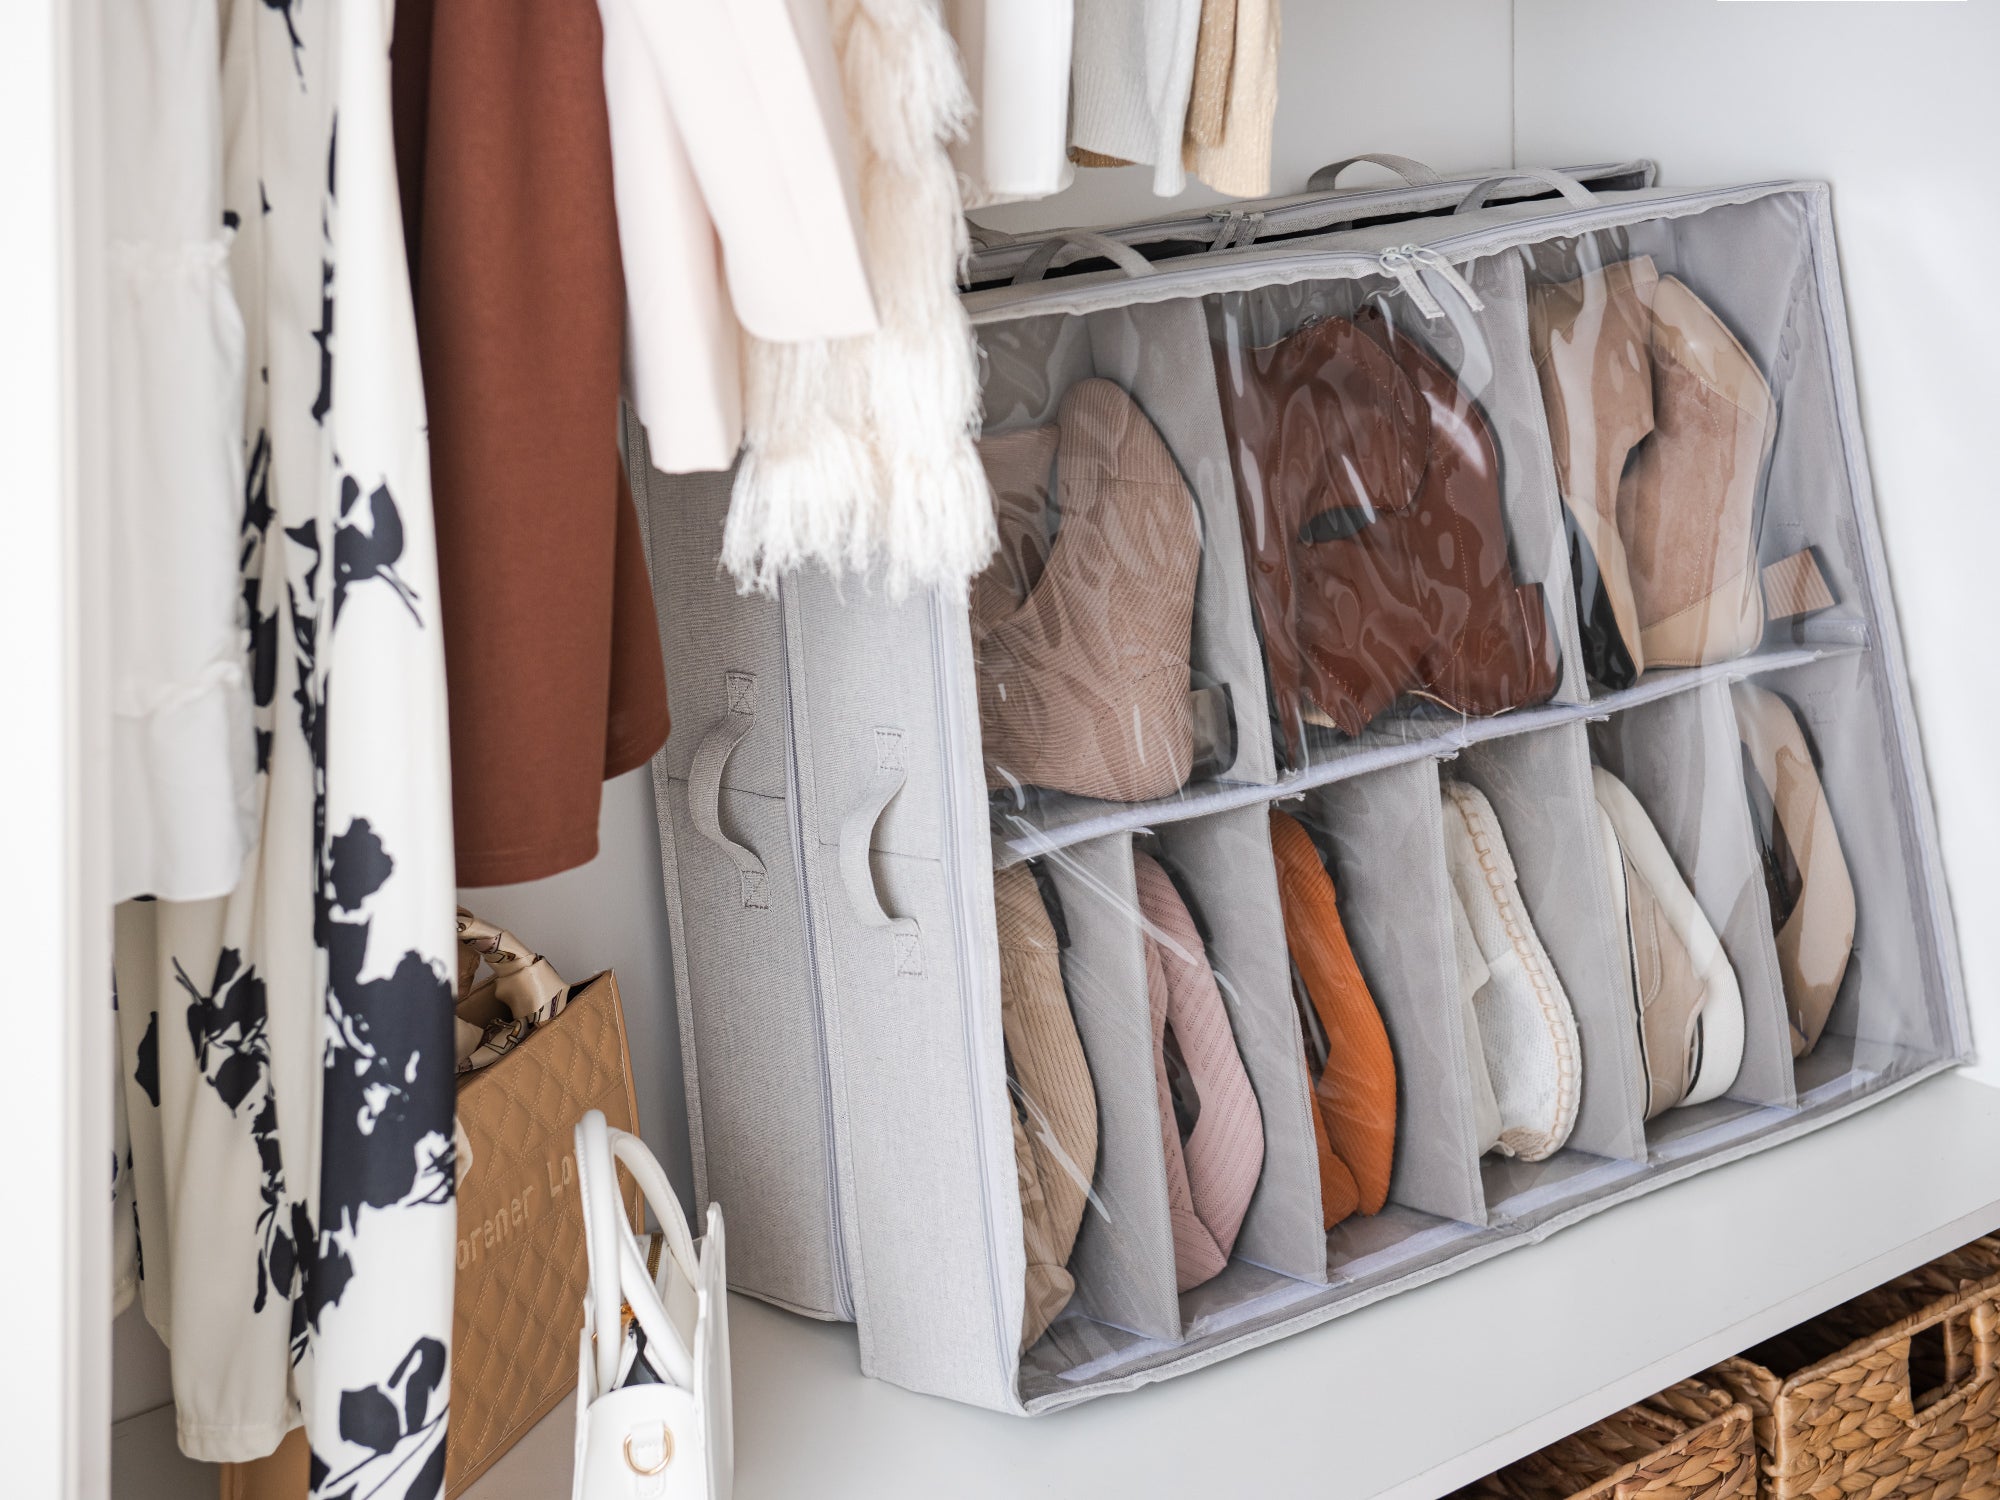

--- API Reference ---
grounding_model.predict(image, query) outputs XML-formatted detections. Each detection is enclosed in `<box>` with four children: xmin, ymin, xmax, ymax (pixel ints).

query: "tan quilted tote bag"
<box><xmin>217</xmin><ymin>909</ymin><xmax>644</xmax><ymax>1499</ymax></box>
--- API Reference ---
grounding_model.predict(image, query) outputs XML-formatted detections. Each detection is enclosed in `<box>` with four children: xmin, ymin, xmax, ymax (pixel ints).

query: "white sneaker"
<box><xmin>1440</xmin><ymin>780</ymin><xmax>1582</xmax><ymax>1161</ymax></box>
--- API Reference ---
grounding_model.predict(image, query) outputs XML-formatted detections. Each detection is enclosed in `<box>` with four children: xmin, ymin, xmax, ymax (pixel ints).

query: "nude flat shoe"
<box><xmin>1135</xmin><ymin>853</ymin><xmax>1265</xmax><ymax>1292</ymax></box>
<box><xmin>976</xmin><ymin>379</ymin><xmax>1202</xmax><ymax>803</ymax></box>
<box><xmin>995</xmin><ymin>862</ymin><xmax>1098</xmax><ymax>1349</ymax></box>
<box><xmin>1439</xmin><ymin>781</ymin><xmax>1581</xmax><ymax>1161</ymax></box>
<box><xmin>1732</xmin><ymin>683</ymin><xmax>1855</xmax><ymax>1057</ymax></box>
<box><xmin>1268</xmin><ymin>810</ymin><xmax>1398</xmax><ymax>1225</ymax></box>
<box><xmin>1591</xmin><ymin>765</ymin><xmax>1745</xmax><ymax>1116</ymax></box>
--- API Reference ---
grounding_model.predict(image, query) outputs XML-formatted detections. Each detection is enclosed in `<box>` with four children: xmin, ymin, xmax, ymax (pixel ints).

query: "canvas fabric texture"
<box><xmin>638</xmin><ymin>174</ymin><xmax>1967</xmax><ymax>1418</ymax></box>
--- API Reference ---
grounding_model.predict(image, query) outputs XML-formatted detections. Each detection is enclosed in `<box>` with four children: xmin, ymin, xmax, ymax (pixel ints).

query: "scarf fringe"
<box><xmin>726</xmin><ymin>0</ymin><xmax>993</xmax><ymax>603</ymax></box>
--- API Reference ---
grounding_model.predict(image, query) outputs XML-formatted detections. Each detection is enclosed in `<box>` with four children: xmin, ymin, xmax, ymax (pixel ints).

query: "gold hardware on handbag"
<box><xmin>216</xmin><ymin>909</ymin><xmax>645</xmax><ymax>1499</ymax></box>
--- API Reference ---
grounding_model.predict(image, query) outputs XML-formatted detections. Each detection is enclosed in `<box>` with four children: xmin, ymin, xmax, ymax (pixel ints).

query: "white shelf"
<box><xmin>437</xmin><ymin>1070</ymin><xmax>2000</xmax><ymax>1500</ymax></box>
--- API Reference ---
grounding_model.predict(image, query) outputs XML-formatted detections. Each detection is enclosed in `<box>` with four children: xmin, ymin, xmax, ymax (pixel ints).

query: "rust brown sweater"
<box><xmin>392</xmin><ymin>0</ymin><xmax>669</xmax><ymax>886</ymax></box>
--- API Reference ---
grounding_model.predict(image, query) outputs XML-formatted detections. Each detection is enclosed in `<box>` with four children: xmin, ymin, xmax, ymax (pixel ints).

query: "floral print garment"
<box><xmin>114</xmin><ymin>0</ymin><xmax>458</xmax><ymax>1493</ymax></box>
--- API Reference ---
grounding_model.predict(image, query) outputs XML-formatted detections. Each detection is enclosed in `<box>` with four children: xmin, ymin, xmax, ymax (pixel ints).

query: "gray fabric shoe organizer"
<box><xmin>634</xmin><ymin>170</ymin><xmax>1969</xmax><ymax>1415</ymax></box>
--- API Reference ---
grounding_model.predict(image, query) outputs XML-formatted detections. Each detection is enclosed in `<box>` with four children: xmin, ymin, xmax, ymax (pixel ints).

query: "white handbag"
<box><xmin>572</xmin><ymin>1109</ymin><xmax>732</xmax><ymax>1500</ymax></box>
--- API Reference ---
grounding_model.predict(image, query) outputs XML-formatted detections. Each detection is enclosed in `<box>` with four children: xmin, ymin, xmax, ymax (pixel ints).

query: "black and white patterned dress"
<box><xmin>114</xmin><ymin>1</ymin><xmax>458</xmax><ymax>1493</ymax></box>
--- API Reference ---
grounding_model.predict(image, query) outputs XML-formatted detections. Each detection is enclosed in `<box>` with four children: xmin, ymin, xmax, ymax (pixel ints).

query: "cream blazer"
<box><xmin>597</xmin><ymin>0</ymin><xmax>878</xmax><ymax>474</ymax></box>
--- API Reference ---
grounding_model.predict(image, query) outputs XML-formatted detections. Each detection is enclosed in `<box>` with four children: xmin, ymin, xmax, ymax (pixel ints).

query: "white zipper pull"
<box><xmin>1378</xmin><ymin>244</ymin><xmax>1486</xmax><ymax>321</ymax></box>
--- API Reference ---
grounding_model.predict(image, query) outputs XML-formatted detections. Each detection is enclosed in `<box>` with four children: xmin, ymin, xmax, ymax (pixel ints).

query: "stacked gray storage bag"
<box><xmin>633</xmin><ymin>162</ymin><xmax>1970</xmax><ymax>1415</ymax></box>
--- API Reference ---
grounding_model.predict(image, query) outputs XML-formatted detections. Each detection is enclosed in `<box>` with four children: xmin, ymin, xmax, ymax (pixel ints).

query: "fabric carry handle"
<box><xmin>1454</xmin><ymin>168</ymin><xmax>1596</xmax><ymax>214</ymax></box>
<box><xmin>1306</xmin><ymin>153</ymin><xmax>1445</xmax><ymax>192</ymax></box>
<box><xmin>689</xmin><ymin>670</ymin><xmax>768</xmax><ymax>909</ymax></box>
<box><xmin>1012</xmin><ymin>231</ymin><xmax>1156</xmax><ymax>285</ymax></box>
<box><xmin>838</xmin><ymin>727</ymin><xmax>924</xmax><ymax>977</ymax></box>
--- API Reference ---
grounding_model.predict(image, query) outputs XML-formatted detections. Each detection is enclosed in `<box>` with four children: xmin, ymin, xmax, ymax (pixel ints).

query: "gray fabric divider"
<box><xmin>806</xmin><ymin>841</ymin><xmax>1021</xmax><ymax>1412</ymax></box>
<box><xmin>1291</xmin><ymin>760</ymin><xmax>1489</xmax><ymax>1227</ymax></box>
<box><xmin>1455</xmin><ymin>725</ymin><xmax>1649</xmax><ymax>1162</ymax></box>
<box><xmin>1085</xmin><ymin>299</ymin><xmax>1276</xmax><ymax>786</ymax></box>
<box><xmin>1590</xmin><ymin>682</ymin><xmax>1796</xmax><ymax>1113</ymax></box>
<box><xmin>1148</xmin><ymin>807</ymin><xmax>1326</xmax><ymax>1284</ymax></box>
<box><xmin>1042</xmin><ymin>833</ymin><xmax>1183</xmax><ymax>1342</ymax></box>
<box><xmin>659</xmin><ymin>781</ymin><xmax>844</xmax><ymax>1318</ymax></box>
<box><xmin>1475</xmin><ymin>254</ymin><xmax>1588</xmax><ymax>707</ymax></box>
<box><xmin>1748</xmin><ymin>652</ymin><xmax>1950</xmax><ymax>1059</ymax></box>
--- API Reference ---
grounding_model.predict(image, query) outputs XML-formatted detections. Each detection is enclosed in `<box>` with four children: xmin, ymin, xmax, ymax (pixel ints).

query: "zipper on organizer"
<box><xmin>929</xmin><ymin>592</ymin><xmax>1017</xmax><ymax>1382</ymax></box>
<box><xmin>970</xmin><ymin>183</ymin><xmax>1799</xmax><ymax>324</ymax></box>
<box><xmin>776</xmin><ymin>582</ymin><xmax>855</xmax><ymax>1323</ymax></box>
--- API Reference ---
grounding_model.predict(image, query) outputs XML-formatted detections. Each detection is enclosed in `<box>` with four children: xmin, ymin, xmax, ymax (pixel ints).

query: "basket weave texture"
<box><xmin>1459</xmin><ymin>1380</ymin><xmax>1758</xmax><ymax>1500</ymax></box>
<box><xmin>1709</xmin><ymin>1235</ymin><xmax>2000</xmax><ymax>1500</ymax></box>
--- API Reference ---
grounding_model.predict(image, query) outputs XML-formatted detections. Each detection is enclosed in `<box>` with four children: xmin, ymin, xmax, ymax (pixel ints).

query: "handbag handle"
<box><xmin>577</xmin><ymin>1109</ymin><xmax>700</xmax><ymax>1397</ymax></box>
<box><xmin>1305</xmin><ymin>153</ymin><xmax>1445</xmax><ymax>192</ymax></box>
<box><xmin>690</xmin><ymin>670</ymin><xmax>769</xmax><ymax>910</ymax></box>
<box><xmin>1011</xmin><ymin>231</ymin><xmax>1156</xmax><ymax>285</ymax></box>
<box><xmin>1453</xmin><ymin>167</ymin><xmax>1596</xmax><ymax>214</ymax></box>
<box><xmin>838</xmin><ymin>728</ymin><xmax>924</xmax><ymax>977</ymax></box>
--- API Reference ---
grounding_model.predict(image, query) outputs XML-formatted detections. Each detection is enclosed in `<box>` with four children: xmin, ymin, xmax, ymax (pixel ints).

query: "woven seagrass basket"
<box><xmin>1457</xmin><ymin>1380</ymin><xmax>1758</xmax><ymax>1500</ymax></box>
<box><xmin>1709</xmin><ymin>1235</ymin><xmax>2000</xmax><ymax>1500</ymax></box>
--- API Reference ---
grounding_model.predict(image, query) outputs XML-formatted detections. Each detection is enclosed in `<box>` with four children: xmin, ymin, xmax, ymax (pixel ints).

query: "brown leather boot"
<box><xmin>976</xmin><ymin>379</ymin><xmax>1202</xmax><ymax>801</ymax></box>
<box><xmin>1216</xmin><ymin>307</ymin><xmax>1562</xmax><ymax>755</ymax></box>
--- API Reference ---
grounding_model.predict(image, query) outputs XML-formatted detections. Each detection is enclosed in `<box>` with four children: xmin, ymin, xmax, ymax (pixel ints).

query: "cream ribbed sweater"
<box><xmin>1067</xmin><ymin>0</ymin><xmax>1203</xmax><ymax>195</ymax></box>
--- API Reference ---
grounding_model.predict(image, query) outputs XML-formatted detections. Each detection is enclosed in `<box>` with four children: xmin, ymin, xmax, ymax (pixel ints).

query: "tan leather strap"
<box><xmin>1762</xmin><ymin>547</ymin><xmax>1837</xmax><ymax>621</ymax></box>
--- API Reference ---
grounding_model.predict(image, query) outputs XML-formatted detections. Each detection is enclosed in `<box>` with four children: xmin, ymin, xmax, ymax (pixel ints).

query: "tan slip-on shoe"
<box><xmin>976</xmin><ymin>378</ymin><xmax>1202</xmax><ymax>803</ymax></box>
<box><xmin>995</xmin><ymin>863</ymin><xmax>1099</xmax><ymax>1350</ymax></box>
<box><xmin>1529</xmin><ymin>254</ymin><xmax>1661</xmax><ymax>683</ymax></box>
<box><xmin>1591</xmin><ymin>765</ymin><xmax>1745</xmax><ymax>1116</ymax></box>
<box><xmin>1732</xmin><ymin>683</ymin><xmax>1855</xmax><ymax>1057</ymax></box>
<box><xmin>1439</xmin><ymin>780</ymin><xmax>1582</xmax><ymax>1161</ymax></box>
<box><xmin>1619</xmin><ymin>274</ymin><xmax>1774</xmax><ymax>670</ymax></box>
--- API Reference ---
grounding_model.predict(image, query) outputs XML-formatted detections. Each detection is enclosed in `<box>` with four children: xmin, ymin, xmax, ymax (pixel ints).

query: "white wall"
<box><xmin>1514</xmin><ymin>0</ymin><xmax>2000</xmax><ymax>1078</ymax></box>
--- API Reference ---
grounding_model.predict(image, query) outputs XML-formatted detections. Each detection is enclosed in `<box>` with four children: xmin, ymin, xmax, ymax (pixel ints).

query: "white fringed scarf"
<box><xmin>723</xmin><ymin>0</ymin><xmax>995</xmax><ymax>601</ymax></box>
